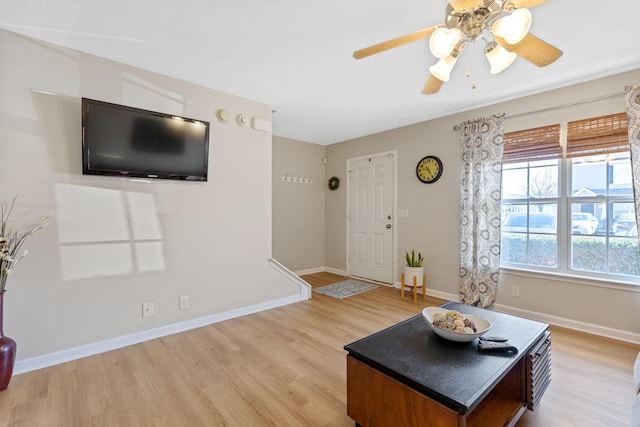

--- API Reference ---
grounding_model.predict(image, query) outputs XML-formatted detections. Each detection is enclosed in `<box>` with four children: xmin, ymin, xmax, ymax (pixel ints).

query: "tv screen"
<box><xmin>82</xmin><ymin>98</ymin><xmax>209</xmax><ymax>181</ymax></box>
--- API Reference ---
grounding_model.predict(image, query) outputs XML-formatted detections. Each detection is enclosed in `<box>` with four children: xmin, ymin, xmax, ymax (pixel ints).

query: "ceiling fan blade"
<box><xmin>510</xmin><ymin>0</ymin><xmax>548</xmax><ymax>8</ymax></box>
<box><xmin>448</xmin><ymin>0</ymin><xmax>484</xmax><ymax>11</ymax></box>
<box><xmin>353</xmin><ymin>26</ymin><xmax>438</xmax><ymax>59</ymax></box>
<box><xmin>422</xmin><ymin>75</ymin><xmax>444</xmax><ymax>95</ymax></box>
<box><xmin>494</xmin><ymin>33</ymin><xmax>562</xmax><ymax>67</ymax></box>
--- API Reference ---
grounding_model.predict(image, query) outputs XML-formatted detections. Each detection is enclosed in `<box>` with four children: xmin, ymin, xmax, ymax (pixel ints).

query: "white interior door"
<box><xmin>348</xmin><ymin>153</ymin><xmax>394</xmax><ymax>284</ymax></box>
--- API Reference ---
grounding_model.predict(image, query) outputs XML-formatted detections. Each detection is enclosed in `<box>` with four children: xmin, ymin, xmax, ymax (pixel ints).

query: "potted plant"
<box><xmin>404</xmin><ymin>250</ymin><xmax>424</xmax><ymax>287</ymax></box>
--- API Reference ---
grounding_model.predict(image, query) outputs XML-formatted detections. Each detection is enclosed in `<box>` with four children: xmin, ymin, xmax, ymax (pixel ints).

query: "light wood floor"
<box><xmin>0</xmin><ymin>272</ymin><xmax>638</xmax><ymax>426</ymax></box>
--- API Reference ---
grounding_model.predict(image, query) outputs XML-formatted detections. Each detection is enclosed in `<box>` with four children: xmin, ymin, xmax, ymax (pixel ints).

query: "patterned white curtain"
<box><xmin>458</xmin><ymin>115</ymin><xmax>505</xmax><ymax>307</ymax></box>
<box><xmin>627</xmin><ymin>85</ymin><xmax>640</xmax><ymax>244</ymax></box>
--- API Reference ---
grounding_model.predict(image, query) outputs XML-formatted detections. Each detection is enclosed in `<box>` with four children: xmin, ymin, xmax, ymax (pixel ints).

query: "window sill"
<box><xmin>499</xmin><ymin>266</ymin><xmax>640</xmax><ymax>293</ymax></box>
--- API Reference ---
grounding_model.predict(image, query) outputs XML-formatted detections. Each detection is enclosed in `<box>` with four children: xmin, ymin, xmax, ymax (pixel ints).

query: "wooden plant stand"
<box><xmin>401</xmin><ymin>273</ymin><xmax>426</xmax><ymax>302</ymax></box>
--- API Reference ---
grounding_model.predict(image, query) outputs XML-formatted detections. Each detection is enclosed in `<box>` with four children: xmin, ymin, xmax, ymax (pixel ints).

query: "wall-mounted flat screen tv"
<box><xmin>82</xmin><ymin>98</ymin><xmax>210</xmax><ymax>181</ymax></box>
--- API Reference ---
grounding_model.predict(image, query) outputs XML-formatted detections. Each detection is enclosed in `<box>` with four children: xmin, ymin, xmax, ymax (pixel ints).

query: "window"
<box><xmin>501</xmin><ymin>125</ymin><xmax>561</xmax><ymax>268</ymax></box>
<box><xmin>500</xmin><ymin>113</ymin><xmax>640</xmax><ymax>282</ymax></box>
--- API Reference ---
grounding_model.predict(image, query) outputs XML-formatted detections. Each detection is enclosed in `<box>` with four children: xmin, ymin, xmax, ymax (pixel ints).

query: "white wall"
<box><xmin>0</xmin><ymin>30</ymin><xmax>300</xmax><ymax>362</ymax></box>
<box><xmin>324</xmin><ymin>69</ymin><xmax>640</xmax><ymax>341</ymax></box>
<box><xmin>272</xmin><ymin>137</ymin><xmax>326</xmax><ymax>272</ymax></box>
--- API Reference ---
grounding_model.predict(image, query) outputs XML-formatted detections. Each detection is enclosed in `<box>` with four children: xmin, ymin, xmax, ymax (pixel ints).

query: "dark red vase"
<box><xmin>0</xmin><ymin>291</ymin><xmax>17</xmax><ymax>391</ymax></box>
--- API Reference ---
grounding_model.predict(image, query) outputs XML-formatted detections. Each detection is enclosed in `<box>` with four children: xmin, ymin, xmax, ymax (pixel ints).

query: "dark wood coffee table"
<box><xmin>344</xmin><ymin>301</ymin><xmax>550</xmax><ymax>427</ymax></box>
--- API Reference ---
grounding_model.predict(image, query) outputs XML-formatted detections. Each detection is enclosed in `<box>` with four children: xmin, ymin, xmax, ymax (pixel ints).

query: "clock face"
<box><xmin>416</xmin><ymin>156</ymin><xmax>443</xmax><ymax>184</ymax></box>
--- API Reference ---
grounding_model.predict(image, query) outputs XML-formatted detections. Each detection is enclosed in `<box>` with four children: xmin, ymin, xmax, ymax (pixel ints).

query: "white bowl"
<box><xmin>422</xmin><ymin>307</ymin><xmax>492</xmax><ymax>342</ymax></box>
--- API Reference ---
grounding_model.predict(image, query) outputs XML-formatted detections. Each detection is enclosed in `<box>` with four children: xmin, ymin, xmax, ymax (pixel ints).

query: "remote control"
<box><xmin>479</xmin><ymin>336</ymin><xmax>509</xmax><ymax>342</ymax></box>
<box><xmin>477</xmin><ymin>340</ymin><xmax>518</xmax><ymax>354</ymax></box>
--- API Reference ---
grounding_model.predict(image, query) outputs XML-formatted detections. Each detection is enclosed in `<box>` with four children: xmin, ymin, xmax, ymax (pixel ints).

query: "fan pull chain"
<box><xmin>465</xmin><ymin>68</ymin><xmax>477</xmax><ymax>90</ymax></box>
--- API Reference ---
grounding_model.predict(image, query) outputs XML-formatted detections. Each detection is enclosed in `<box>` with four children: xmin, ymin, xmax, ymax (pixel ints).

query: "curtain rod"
<box><xmin>505</xmin><ymin>91</ymin><xmax>625</xmax><ymax>120</ymax></box>
<box><xmin>453</xmin><ymin>91</ymin><xmax>626</xmax><ymax>131</ymax></box>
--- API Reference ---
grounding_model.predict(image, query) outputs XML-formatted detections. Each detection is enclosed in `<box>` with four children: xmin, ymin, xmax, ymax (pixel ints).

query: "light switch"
<box><xmin>399</xmin><ymin>209</ymin><xmax>409</xmax><ymax>218</ymax></box>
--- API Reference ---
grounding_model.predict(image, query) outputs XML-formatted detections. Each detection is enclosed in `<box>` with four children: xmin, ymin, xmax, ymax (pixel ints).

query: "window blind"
<box><xmin>566</xmin><ymin>112</ymin><xmax>629</xmax><ymax>158</ymax></box>
<box><xmin>503</xmin><ymin>124</ymin><xmax>562</xmax><ymax>163</ymax></box>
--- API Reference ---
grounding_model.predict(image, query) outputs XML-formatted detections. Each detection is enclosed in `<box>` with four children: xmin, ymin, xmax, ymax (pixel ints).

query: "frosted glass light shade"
<box><xmin>485</xmin><ymin>43</ymin><xmax>516</xmax><ymax>74</ymax></box>
<box><xmin>492</xmin><ymin>8</ymin><xmax>531</xmax><ymax>44</ymax></box>
<box><xmin>428</xmin><ymin>56</ymin><xmax>458</xmax><ymax>81</ymax></box>
<box><xmin>429</xmin><ymin>27</ymin><xmax>462</xmax><ymax>59</ymax></box>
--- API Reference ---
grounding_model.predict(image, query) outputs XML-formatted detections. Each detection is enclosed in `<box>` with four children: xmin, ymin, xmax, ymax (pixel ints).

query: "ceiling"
<box><xmin>1</xmin><ymin>0</ymin><xmax>640</xmax><ymax>145</ymax></box>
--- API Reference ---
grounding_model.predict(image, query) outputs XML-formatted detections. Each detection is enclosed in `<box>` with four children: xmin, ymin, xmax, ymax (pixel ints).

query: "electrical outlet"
<box><xmin>179</xmin><ymin>295</ymin><xmax>189</xmax><ymax>310</ymax></box>
<box><xmin>511</xmin><ymin>286</ymin><xmax>520</xmax><ymax>298</ymax></box>
<box><xmin>142</xmin><ymin>302</ymin><xmax>154</xmax><ymax>317</ymax></box>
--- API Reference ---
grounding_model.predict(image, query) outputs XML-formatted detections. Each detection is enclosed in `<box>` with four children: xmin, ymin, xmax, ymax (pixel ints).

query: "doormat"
<box><xmin>313</xmin><ymin>279</ymin><xmax>378</xmax><ymax>299</ymax></box>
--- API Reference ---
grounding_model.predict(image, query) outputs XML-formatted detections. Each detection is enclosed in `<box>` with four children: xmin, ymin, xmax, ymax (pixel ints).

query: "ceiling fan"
<box><xmin>353</xmin><ymin>0</ymin><xmax>562</xmax><ymax>95</ymax></box>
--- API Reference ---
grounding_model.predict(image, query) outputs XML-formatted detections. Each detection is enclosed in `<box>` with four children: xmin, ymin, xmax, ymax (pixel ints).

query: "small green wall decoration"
<box><xmin>328</xmin><ymin>176</ymin><xmax>340</xmax><ymax>191</ymax></box>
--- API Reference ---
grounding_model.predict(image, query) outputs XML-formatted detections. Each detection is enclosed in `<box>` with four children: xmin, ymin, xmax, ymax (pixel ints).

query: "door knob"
<box><xmin>386</xmin><ymin>224</ymin><xmax>392</xmax><ymax>229</ymax></box>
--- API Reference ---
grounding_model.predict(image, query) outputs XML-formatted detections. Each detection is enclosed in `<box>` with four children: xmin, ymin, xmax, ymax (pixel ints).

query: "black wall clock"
<box><xmin>416</xmin><ymin>155</ymin><xmax>443</xmax><ymax>184</ymax></box>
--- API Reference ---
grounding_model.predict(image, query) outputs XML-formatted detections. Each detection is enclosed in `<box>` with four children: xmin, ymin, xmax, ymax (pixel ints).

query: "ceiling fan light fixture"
<box><xmin>352</xmin><ymin>0</ymin><xmax>561</xmax><ymax>95</ymax></box>
<box><xmin>485</xmin><ymin>42</ymin><xmax>517</xmax><ymax>74</ymax></box>
<box><xmin>429</xmin><ymin>27</ymin><xmax>462</xmax><ymax>59</ymax></box>
<box><xmin>492</xmin><ymin>8</ymin><xmax>532</xmax><ymax>44</ymax></box>
<box><xmin>428</xmin><ymin>55</ymin><xmax>458</xmax><ymax>82</ymax></box>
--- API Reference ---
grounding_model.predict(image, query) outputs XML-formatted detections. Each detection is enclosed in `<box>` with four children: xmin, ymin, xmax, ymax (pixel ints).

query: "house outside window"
<box><xmin>500</xmin><ymin>113</ymin><xmax>640</xmax><ymax>283</ymax></box>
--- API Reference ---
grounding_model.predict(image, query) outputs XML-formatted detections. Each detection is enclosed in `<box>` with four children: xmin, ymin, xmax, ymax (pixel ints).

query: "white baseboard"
<box><xmin>324</xmin><ymin>266</ymin><xmax>347</xmax><ymax>276</ymax></box>
<box><xmin>14</xmin><ymin>293</ymin><xmax>307</xmax><ymax>375</ymax></box>
<box><xmin>426</xmin><ymin>288</ymin><xmax>459</xmax><ymax>302</ymax></box>
<box><xmin>293</xmin><ymin>266</ymin><xmax>326</xmax><ymax>276</ymax></box>
<box><xmin>394</xmin><ymin>283</ymin><xmax>640</xmax><ymax>344</ymax></box>
<box><xmin>24</xmin><ymin>268</ymin><xmax>636</xmax><ymax>375</ymax></box>
<box><xmin>294</xmin><ymin>266</ymin><xmax>347</xmax><ymax>277</ymax></box>
<box><xmin>493</xmin><ymin>303</ymin><xmax>640</xmax><ymax>345</ymax></box>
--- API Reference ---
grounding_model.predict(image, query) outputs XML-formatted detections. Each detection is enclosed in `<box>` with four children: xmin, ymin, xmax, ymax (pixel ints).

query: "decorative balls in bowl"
<box><xmin>422</xmin><ymin>307</ymin><xmax>492</xmax><ymax>342</ymax></box>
